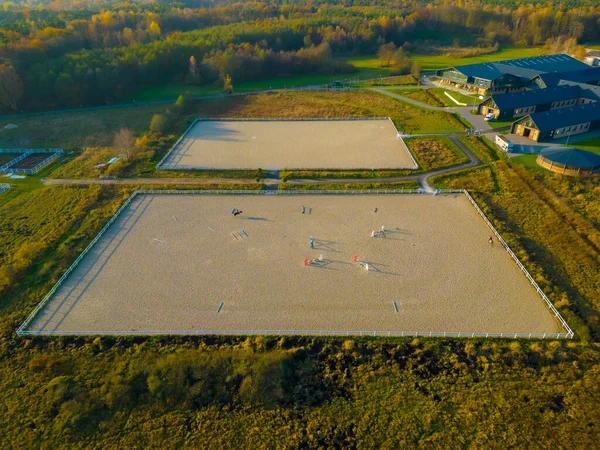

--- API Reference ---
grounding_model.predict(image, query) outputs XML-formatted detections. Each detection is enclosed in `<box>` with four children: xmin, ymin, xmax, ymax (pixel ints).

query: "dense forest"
<box><xmin>1</xmin><ymin>0</ymin><xmax>600</xmax><ymax>112</ymax></box>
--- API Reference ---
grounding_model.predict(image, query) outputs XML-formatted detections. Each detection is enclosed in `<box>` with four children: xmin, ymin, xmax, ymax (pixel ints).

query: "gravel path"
<box><xmin>29</xmin><ymin>193</ymin><xmax>561</xmax><ymax>335</ymax></box>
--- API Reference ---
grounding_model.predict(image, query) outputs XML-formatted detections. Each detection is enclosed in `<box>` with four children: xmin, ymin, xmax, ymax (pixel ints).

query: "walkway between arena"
<box><xmin>43</xmin><ymin>134</ymin><xmax>481</xmax><ymax>192</ymax></box>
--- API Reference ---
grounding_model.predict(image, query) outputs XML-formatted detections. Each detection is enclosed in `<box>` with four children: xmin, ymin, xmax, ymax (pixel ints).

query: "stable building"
<box><xmin>478</xmin><ymin>85</ymin><xmax>588</xmax><ymax>120</ymax></box>
<box><xmin>527</xmin><ymin>67</ymin><xmax>600</xmax><ymax>89</ymax></box>
<box><xmin>511</xmin><ymin>102</ymin><xmax>600</xmax><ymax>142</ymax></box>
<box><xmin>537</xmin><ymin>148</ymin><xmax>600</xmax><ymax>175</ymax></box>
<box><xmin>436</xmin><ymin>54</ymin><xmax>590</xmax><ymax>95</ymax></box>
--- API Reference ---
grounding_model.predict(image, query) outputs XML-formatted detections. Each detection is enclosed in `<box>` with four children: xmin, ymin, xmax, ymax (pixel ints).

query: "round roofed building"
<box><xmin>537</xmin><ymin>148</ymin><xmax>600</xmax><ymax>175</ymax></box>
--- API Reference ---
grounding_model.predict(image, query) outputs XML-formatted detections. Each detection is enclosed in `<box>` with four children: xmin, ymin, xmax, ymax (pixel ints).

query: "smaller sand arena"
<box><xmin>158</xmin><ymin>119</ymin><xmax>417</xmax><ymax>170</ymax></box>
<box><xmin>27</xmin><ymin>193</ymin><xmax>562</xmax><ymax>336</ymax></box>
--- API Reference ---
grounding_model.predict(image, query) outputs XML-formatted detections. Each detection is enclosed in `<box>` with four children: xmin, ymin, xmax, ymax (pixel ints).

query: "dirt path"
<box><xmin>43</xmin><ymin>177</ymin><xmax>253</xmax><ymax>186</ymax></box>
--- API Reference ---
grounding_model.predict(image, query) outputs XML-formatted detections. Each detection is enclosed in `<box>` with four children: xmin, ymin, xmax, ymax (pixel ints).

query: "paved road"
<box><xmin>370</xmin><ymin>88</ymin><xmax>497</xmax><ymax>133</ymax></box>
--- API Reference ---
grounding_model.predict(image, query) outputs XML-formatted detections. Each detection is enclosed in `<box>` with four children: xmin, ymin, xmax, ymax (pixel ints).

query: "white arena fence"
<box><xmin>16</xmin><ymin>189</ymin><xmax>574</xmax><ymax>339</ymax></box>
<box><xmin>0</xmin><ymin>148</ymin><xmax>63</xmax><ymax>174</ymax></box>
<box><xmin>156</xmin><ymin>117</ymin><xmax>410</xmax><ymax>171</ymax></box>
<box><xmin>0</xmin><ymin>183</ymin><xmax>9</xmax><ymax>194</ymax></box>
<box><xmin>463</xmin><ymin>191</ymin><xmax>574</xmax><ymax>339</ymax></box>
<box><xmin>20</xmin><ymin>329</ymin><xmax>572</xmax><ymax>339</ymax></box>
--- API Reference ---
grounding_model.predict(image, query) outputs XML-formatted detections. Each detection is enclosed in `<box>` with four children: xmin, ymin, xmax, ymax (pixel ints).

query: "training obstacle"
<box><xmin>231</xmin><ymin>230</ymin><xmax>248</xmax><ymax>240</ymax></box>
<box><xmin>304</xmin><ymin>254</ymin><xmax>325</xmax><ymax>267</ymax></box>
<box><xmin>353</xmin><ymin>255</ymin><xmax>369</xmax><ymax>271</ymax></box>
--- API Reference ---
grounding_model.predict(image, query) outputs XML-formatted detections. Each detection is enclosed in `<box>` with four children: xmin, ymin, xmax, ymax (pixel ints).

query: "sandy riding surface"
<box><xmin>159</xmin><ymin>119</ymin><xmax>417</xmax><ymax>170</ymax></box>
<box><xmin>29</xmin><ymin>194</ymin><xmax>561</xmax><ymax>335</ymax></box>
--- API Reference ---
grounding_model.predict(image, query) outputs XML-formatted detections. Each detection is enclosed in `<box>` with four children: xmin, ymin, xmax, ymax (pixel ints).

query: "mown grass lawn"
<box><xmin>408</xmin><ymin>46</ymin><xmax>545</xmax><ymax>71</ymax></box>
<box><xmin>510</xmin><ymin>154</ymin><xmax>547</xmax><ymax>173</ymax></box>
<box><xmin>129</xmin><ymin>64</ymin><xmax>388</xmax><ymax>102</ymax></box>
<box><xmin>441</xmin><ymin>90</ymin><xmax>482</xmax><ymax>106</ymax></box>
<box><xmin>389</xmin><ymin>88</ymin><xmax>481</xmax><ymax>108</ymax></box>
<box><xmin>571</xmin><ymin>137</ymin><xmax>600</xmax><ymax>155</ymax></box>
<box><xmin>487</xmin><ymin>118</ymin><xmax>517</xmax><ymax>129</ymax></box>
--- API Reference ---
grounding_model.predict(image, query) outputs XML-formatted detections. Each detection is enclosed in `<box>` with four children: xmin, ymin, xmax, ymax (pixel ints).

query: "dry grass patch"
<box><xmin>190</xmin><ymin>91</ymin><xmax>465</xmax><ymax>135</ymax></box>
<box><xmin>405</xmin><ymin>136</ymin><xmax>468</xmax><ymax>171</ymax></box>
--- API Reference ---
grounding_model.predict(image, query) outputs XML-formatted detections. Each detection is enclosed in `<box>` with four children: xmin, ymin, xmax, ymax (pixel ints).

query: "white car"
<box><xmin>484</xmin><ymin>113</ymin><xmax>495</xmax><ymax>122</ymax></box>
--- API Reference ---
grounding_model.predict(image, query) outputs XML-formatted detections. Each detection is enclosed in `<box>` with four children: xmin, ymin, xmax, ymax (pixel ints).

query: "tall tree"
<box><xmin>223</xmin><ymin>74</ymin><xmax>233</xmax><ymax>94</ymax></box>
<box><xmin>377</xmin><ymin>42</ymin><xmax>397</xmax><ymax>68</ymax></box>
<box><xmin>189</xmin><ymin>56</ymin><xmax>198</xmax><ymax>78</ymax></box>
<box><xmin>113</xmin><ymin>128</ymin><xmax>134</xmax><ymax>161</ymax></box>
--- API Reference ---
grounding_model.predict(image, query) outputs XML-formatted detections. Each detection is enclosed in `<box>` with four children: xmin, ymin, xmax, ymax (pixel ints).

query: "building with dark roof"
<box><xmin>478</xmin><ymin>84</ymin><xmax>599</xmax><ymax>120</ymax></box>
<box><xmin>436</xmin><ymin>54</ymin><xmax>591</xmax><ymax>95</ymax></box>
<box><xmin>527</xmin><ymin>68</ymin><xmax>600</xmax><ymax>89</ymax></box>
<box><xmin>537</xmin><ymin>148</ymin><xmax>600</xmax><ymax>175</ymax></box>
<box><xmin>510</xmin><ymin>102</ymin><xmax>600</xmax><ymax>142</ymax></box>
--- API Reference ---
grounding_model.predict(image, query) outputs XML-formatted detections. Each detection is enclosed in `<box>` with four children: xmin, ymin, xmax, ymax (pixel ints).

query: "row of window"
<box><xmin>555</xmin><ymin>123</ymin><xmax>589</xmax><ymax>135</ymax></box>
<box><xmin>552</xmin><ymin>99</ymin><xmax>577</xmax><ymax>109</ymax></box>
<box><xmin>515</xmin><ymin>106</ymin><xmax>535</xmax><ymax>115</ymax></box>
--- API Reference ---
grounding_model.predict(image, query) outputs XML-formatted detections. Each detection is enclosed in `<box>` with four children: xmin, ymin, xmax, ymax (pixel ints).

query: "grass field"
<box><xmin>279</xmin><ymin>180</ymin><xmax>420</xmax><ymax>190</ymax></box>
<box><xmin>404</xmin><ymin>136</ymin><xmax>469</xmax><ymax>171</ymax></box>
<box><xmin>442</xmin><ymin>90</ymin><xmax>482</xmax><ymax>106</ymax></box>
<box><xmin>0</xmin><ymin>104</ymin><xmax>167</xmax><ymax>149</ymax></box>
<box><xmin>130</xmin><ymin>67</ymin><xmax>387</xmax><ymax>102</ymax></box>
<box><xmin>388</xmin><ymin>89</ymin><xmax>446</xmax><ymax>107</ymax></box>
<box><xmin>159</xmin><ymin>119</ymin><xmax>416</xmax><ymax>170</ymax></box>
<box><xmin>487</xmin><ymin>118</ymin><xmax>516</xmax><ymax>129</ymax></box>
<box><xmin>387</xmin><ymin>88</ymin><xmax>481</xmax><ymax>108</ymax></box>
<box><xmin>571</xmin><ymin>137</ymin><xmax>600</xmax><ymax>155</ymax></box>
<box><xmin>6</xmin><ymin>91</ymin><xmax>465</xmax><ymax>168</ymax></box>
<box><xmin>26</xmin><ymin>192</ymin><xmax>560</xmax><ymax>335</ymax></box>
<box><xmin>510</xmin><ymin>154</ymin><xmax>547</xmax><ymax>172</ymax></box>
<box><xmin>458</xmin><ymin>135</ymin><xmax>501</xmax><ymax>164</ymax></box>
<box><xmin>0</xmin><ymin>153</ymin><xmax>18</xmax><ymax>164</ymax></box>
<box><xmin>408</xmin><ymin>46</ymin><xmax>545</xmax><ymax>71</ymax></box>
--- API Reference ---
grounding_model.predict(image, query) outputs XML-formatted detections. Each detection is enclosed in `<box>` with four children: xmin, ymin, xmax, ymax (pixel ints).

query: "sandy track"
<box><xmin>29</xmin><ymin>194</ymin><xmax>560</xmax><ymax>335</ymax></box>
<box><xmin>160</xmin><ymin>119</ymin><xmax>417</xmax><ymax>170</ymax></box>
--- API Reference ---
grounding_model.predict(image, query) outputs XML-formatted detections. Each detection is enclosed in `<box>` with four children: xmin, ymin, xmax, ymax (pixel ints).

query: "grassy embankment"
<box><xmin>279</xmin><ymin>180</ymin><xmax>420</xmax><ymax>190</ymax></box>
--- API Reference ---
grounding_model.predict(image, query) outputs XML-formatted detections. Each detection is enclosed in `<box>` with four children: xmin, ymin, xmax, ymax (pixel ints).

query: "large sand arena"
<box><xmin>158</xmin><ymin>119</ymin><xmax>417</xmax><ymax>170</ymax></box>
<box><xmin>27</xmin><ymin>193</ymin><xmax>562</xmax><ymax>336</ymax></box>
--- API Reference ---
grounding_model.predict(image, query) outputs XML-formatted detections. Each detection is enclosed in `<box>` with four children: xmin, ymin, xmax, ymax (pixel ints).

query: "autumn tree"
<box><xmin>113</xmin><ymin>128</ymin><xmax>135</xmax><ymax>161</ymax></box>
<box><xmin>149</xmin><ymin>21</ymin><xmax>161</xmax><ymax>38</ymax></box>
<box><xmin>378</xmin><ymin>42</ymin><xmax>397</xmax><ymax>68</ymax></box>
<box><xmin>0</xmin><ymin>65</ymin><xmax>23</xmax><ymax>111</ymax></box>
<box><xmin>149</xmin><ymin>114</ymin><xmax>169</xmax><ymax>134</ymax></box>
<box><xmin>411</xmin><ymin>62</ymin><xmax>421</xmax><ymax>80</ymax></box>
<box><xmin>223</xmin><ymin>74</ymin><xmax>233</xmax><ymax>94</ymax></box>
<box><xmin>187</xmin><ymin>55</ymin><xmax>200</xmax><ymax>84</ymax></box>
